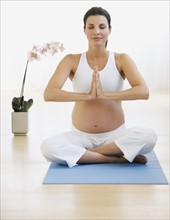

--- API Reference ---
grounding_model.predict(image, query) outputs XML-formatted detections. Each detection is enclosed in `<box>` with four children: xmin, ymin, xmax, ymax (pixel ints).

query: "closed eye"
<box><xmin>99</xmin><ymin>24</ymin><xmax>106</xmax><ymax>29</ymax></box>
<box><xmin>87</xmin><ymin>25</ymin><xmax>94</xmax><ymax>29</ymax></box>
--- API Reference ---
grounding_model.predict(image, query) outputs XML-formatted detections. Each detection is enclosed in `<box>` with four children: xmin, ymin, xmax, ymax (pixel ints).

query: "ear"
<box><xmin>84</xmin><ymin>27</ymin><xmax>86</xmax><ymax>35</ymax></box>
<box><xmin>109</xmin><ymin>26</ymin><xmax>112</xmax><ymax>34</ymax></box>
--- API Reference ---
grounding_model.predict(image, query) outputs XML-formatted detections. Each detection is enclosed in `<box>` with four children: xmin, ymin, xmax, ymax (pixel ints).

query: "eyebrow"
<box><xmin>87</xmin><ymin>23</ymin><xmax>106</xmax><ymax>26</ymax></box>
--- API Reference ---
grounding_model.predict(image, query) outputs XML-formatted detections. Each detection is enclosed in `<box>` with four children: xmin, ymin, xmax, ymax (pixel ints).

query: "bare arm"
<box><xmin>44</xmin><ymin>54</ymin><xmax>96</xmax><ymax>102</ymax></box>
<box><xmin>96</xmin><ymin>53</ymin><xmax>149</xmax><ymax>100</ymax></box>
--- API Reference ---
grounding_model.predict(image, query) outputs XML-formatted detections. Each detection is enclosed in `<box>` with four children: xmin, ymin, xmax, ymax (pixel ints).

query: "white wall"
<box><xmin>1</xmin><ymin>1</ymin><xmax>169</xmax><ymax>93</ymax></box>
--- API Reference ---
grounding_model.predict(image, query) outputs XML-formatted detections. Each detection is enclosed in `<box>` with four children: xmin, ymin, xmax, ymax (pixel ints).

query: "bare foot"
<box><xmin>132</xmin><ymin>155</ymin><xmax>148</xmax><ymax>164</ymax></box>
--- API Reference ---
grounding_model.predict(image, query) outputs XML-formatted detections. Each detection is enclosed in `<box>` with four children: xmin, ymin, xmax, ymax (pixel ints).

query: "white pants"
<box><xmin>41</xmin><ymin>124</ymin><xmax>157</xmax><ymax>168</ymax></box>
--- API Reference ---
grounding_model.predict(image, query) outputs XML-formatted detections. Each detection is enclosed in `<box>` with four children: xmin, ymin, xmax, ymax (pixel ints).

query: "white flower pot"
<box><xmin>12</xmin><ymin>112</ymin><xmax>29</xmax><ymax>135</ymax></box>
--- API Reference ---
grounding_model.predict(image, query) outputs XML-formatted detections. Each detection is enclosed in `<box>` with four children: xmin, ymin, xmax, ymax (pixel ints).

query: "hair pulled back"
<box><xmin>83</xmin><ymin>7</ymin><xmax>111</xmax><ymax>29</ymax></box>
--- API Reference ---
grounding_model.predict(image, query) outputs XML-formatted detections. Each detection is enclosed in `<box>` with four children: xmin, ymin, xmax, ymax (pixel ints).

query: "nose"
<box><xmin>95</xmin><ymin>28</ymin><xmax>100</xmax><ymax>35</ymax></box>
<box><xmin>95</xmin><ymin>29</ymin><xmax>100</xmax><ymax>35</ymax></box>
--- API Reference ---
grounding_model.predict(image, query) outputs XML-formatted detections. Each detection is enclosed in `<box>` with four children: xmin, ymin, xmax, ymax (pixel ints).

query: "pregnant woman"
<box><xmin>41</xmin><ymin>7</ymin><xmax>157</xmax><ymax>168</ymax></box>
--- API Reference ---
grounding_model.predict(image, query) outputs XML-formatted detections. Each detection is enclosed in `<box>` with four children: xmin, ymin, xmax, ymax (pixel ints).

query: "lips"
<box><xmin>93</xmin><ymin>37</ymin><xmax>102</xmax><ymax>40</ymax></box>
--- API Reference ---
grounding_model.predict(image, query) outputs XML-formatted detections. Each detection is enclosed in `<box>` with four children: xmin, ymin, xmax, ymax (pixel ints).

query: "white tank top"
<box><xmin>72</xmin><ymin>51</ymin><xmax>124</xmax><ymax>93</ymax></box>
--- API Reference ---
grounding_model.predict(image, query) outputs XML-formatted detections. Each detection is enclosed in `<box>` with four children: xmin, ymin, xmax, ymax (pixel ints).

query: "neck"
<box><xmin>87</xmin><ymin>46</ymin><xmax>107</xmax><ymax>57</ymax></box>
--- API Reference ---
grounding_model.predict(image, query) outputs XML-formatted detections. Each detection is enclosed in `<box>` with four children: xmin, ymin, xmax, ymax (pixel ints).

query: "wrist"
<box><xmin>96</xmin><ymin>91</ymin><xmax>105</xmax><ymax>100</ymax></box>
<box><xmin>88</xmin><ymin>93</ymin><xmax>96</xmax><ymax>101</ymax></box>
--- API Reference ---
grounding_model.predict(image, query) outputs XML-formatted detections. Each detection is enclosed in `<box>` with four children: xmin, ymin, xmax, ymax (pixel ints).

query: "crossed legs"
<box><xmin>41</xmin><ymin>127</ymin><xmax>157</xmax><ymax>167</ymax></box>
<box><xmin>77</xmin><ymin>142</ymin><xmax>147</xmax><ymax>164</ymax></box>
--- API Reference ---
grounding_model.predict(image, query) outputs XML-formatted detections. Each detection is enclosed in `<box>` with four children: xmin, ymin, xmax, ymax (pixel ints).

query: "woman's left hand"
<box><xmin>93</xmin><ymin>66</ymin><xmax>104</xmax><ymax>99</ymax></box>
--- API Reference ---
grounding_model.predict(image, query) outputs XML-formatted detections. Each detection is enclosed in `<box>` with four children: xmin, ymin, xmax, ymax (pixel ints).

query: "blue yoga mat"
<box><xmin>43</xmin><ymin>151</ymin><xmax>168</xmax><ymax>184</ymax></box>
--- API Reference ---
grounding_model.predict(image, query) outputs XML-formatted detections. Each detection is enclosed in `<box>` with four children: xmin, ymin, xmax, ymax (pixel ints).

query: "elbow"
<box><xmin>135</xmin><ymin>85</ymin><xmax>149</xmax><ymax>100</ymax></box>
<box><xmin>142</xmin><ymin>87</ymin><xmax>149</xmax><ymax>100</ymax></box>
<box><xmin>43</xmin><ymin>90</ymin><xmax>51</xmax><ymax>102</ymax></box>
<box><xmin>145</xmin><ymin>90</ymin><xmax>149</xmax><ymax>100</ymax></box>
<box><xmin>43</xmin><ymin>87</ymin><xmax>60</xmax><ymax>102</ymax></box>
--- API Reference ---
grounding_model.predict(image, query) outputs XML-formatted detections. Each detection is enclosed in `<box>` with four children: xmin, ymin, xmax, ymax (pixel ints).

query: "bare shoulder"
<box><xmin>62</xmin><ymin>53</ymin><xmax>81</xmax><ymax>71</ymax></box>
<box><xmin>62</xmin><ymin>53</ymin><xmax>81</xmax><ymax>63</ymax></box>
<box><xmin>115</xmin><ymin>52</ymin><xmax>133</xmax><ymax>66</ymax></box>
<box><xmin>115</xmin><ymin>52</ymin><xmax>138</xmax><ymax>74</ymax></box>
<box><xmin>63</xmin><ymin>53</ymin><xmax>81</xmax><ymax>61</ymax></box>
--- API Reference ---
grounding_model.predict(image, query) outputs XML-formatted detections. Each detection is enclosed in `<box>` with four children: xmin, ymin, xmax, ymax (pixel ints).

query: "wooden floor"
<box><xmin>1</xmin><ymin>89</ymin><xmax>169</xmax><ymax>220</ymax></box>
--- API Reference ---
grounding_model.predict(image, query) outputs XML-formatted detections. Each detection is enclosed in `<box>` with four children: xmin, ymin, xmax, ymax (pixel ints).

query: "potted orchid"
<box><xmin>12</xmin><ymin>41</ymin><xmax>65</xmax><ymax>135</ymax></box>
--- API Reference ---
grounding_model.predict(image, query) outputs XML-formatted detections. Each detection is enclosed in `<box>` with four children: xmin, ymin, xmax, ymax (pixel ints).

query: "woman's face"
<box><xmin>84</xmin><ymin>15</ymin><xmax>111</xmax><ymax>47</ymax></box>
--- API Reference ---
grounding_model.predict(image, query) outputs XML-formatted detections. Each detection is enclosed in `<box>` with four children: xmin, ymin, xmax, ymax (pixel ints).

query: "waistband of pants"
<box><xmin>72</xmin><ymin>123</ymin><xmax>126</xmax><ymax>138</ymax></box>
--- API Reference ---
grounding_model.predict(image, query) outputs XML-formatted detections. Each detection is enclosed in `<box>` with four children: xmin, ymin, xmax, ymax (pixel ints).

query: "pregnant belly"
<box><xmin>72</xmin><ymin>101</ymin><xmax>125</xmax><ymax>133</ymax></box>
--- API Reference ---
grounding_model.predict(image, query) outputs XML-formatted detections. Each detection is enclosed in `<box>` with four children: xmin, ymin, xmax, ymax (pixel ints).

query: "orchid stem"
<box><xmin>20</xmin><ymin>59</ymin><xmax>29</xmax><ymax>98</ymax></box>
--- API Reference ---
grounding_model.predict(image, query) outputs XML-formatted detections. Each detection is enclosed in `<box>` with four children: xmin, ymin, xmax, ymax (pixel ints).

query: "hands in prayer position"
<box><xmin>90</xmin><ymin>66</ymin><xmax>104</xmax><ymax>100</ymax></box>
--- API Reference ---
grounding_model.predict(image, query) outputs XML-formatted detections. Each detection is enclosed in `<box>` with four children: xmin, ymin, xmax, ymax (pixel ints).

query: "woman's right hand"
<box><xmin>89</xmin><ymin>72</ymin><xmax>97</xmax><ymax>100</ymax></box>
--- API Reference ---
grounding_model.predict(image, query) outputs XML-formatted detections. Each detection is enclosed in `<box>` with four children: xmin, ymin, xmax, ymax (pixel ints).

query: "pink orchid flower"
<box><xmin>38</xmin><ymin>46</ymin><xmax>48</xmax><ymax>55</ymax></box>
<box><xmin>27</xmin><ymin>51</ymin><xmax>40</xmax><ymax>61</ymax></box>
<box><xmin>59</xmin><ymin>43</ymin><xmax>65</xmax><ymax>52</ymax></box>
<box><xmin>19</xmin><ymin>41</ymin><xmax>65</xmax><ymax>98</ymax></box>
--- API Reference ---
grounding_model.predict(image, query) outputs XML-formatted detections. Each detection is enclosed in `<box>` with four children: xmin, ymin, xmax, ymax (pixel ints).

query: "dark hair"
<box><xmin>83</xmin><ymin>7</ymin><xmax>111</xmax><ymax>29</ymax></box>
